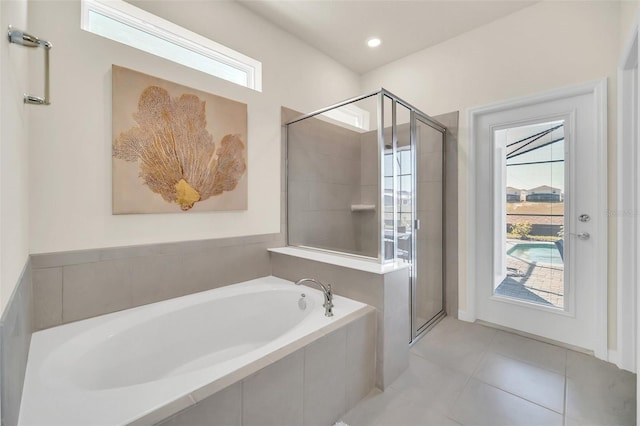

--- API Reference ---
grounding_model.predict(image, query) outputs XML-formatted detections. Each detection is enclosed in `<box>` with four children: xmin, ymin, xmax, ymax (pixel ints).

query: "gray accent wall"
<box><xmin>31</xmin><ymin>234</ymin><xmax>282</xmax><ymax>330</ymax></box>
<box><xmin>436</xmin><ymin>111</ymin><xmax>459</xmax><ymax>319</ymax></box>
<box><xmin>0</xmin><ymin>260</ymin><xmax>32</xmax><ymax>426</ymax></box>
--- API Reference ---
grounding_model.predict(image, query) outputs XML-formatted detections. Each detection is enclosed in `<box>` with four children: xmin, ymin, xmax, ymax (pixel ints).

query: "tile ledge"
<box><xmin>269</xmin><ymin>247</ymin><xmax>410</xmax><ymax>275</ymax></box>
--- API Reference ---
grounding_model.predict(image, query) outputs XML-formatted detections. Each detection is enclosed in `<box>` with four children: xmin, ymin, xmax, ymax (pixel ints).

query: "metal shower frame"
<box><xmin>285</xmin><ymin>88</ymin><xmax>447</xmax><ymax>342</ymax></box>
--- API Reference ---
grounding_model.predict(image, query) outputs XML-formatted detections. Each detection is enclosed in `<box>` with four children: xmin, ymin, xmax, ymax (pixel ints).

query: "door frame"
<box><xmin>465</xmin><ymin>80</ymin><xmax>608</xmax><ymax>360</ymax></box>
<box><xmin>617</xmin><ymin>14</ymin><xmax>639</xmax><ymax>373</ymax></box>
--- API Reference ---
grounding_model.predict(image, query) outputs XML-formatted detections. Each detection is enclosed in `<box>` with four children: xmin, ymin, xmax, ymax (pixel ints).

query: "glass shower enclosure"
<box><xmin>285</xmin><ymin>89</ymin><xmax>446</xmax><ymax>341</ymax></box>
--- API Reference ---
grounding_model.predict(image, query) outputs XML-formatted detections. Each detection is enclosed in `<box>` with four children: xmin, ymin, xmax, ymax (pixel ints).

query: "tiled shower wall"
<box><xmin>287</xmin><ymin>115</ymin><xmax>363</xmax><ymax>255</ymax></box>
<box><xmin>438</xmin><ymin>111</ymin><xmax>459</xmax><ymax>318</ymax></box>
<box><xmin>358</xmin><ymin>130</ymin><xmax>379</xmax><ymax>256</ymax></box>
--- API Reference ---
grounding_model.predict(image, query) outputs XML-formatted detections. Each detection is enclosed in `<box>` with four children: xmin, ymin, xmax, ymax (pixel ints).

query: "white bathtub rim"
<box><xmin>19</xmin><ymin>276</ymin><xmax>372</xmax><ymax>426</ymax></box>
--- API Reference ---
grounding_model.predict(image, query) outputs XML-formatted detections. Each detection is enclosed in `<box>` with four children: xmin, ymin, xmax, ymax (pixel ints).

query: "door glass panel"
<box><xmin>396</xmin><ymin>105</ymin><xmax>412</xmax><ymax>264</ymax></box>
<box><xmin>495</xmin><ymin>120</ymin><xmax>565</xmax><ymax>309</ymax></box>
<box><xmin>286</xmin><ymin>95</ymin><xmax>379</xmax><ymax>258</ymax></box>
<box><xmin>415</xmin><ymin>118</ymin><xmax>444</xmax><ymax>330</ymax></box>
<box><xmin>383</xmin><ymin>96</ymin><xmax>395</xmax><ymax>261</ymax></box>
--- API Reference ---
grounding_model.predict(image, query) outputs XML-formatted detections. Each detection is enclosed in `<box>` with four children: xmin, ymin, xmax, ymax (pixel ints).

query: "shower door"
<box><xmin>411</xmin><ymin>112</ymin><xmax>446</xmax><ymax>340</ymax></box>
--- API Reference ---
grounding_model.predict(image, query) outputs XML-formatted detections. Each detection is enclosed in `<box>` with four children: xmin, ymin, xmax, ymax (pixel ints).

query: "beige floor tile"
<box><xmin>473</xmin><ymin>352</ymin><xmax>565</xmax><ymax>414</ymax></box>
<box><xmin>411</xmin><ymin>333</ymin><xmax>491</xmax><ymax>377</ymax></box>
<box><xmin>566</xmin><ymin>350</ymin><xmax>635</xmax><ymax>388</ymax></box>
<box><xmin>488</xmin><ymin>329</ymin><xmax>567</xmax><ymax>375</ymax></box>
<box><xmin>449</xmin><ymin>378</ymin><xmax>563</xmax><ymax>426</ymax></box>
<box><xmin>388</xmin><ymin>354</ymin><xmax>468</xmax><ymax>415</ymax></box>
<box><xmin>343</xmin><ymin>388</ymin><xmax>461</xmax><ymax>426</ymax></box>
<box><xmin>342</xmin><ymin>318</ymin><xmax>636</xmax><ymax>426</ymax></box>
<box><xmin>566</xmin><ymin>377</ymin><xmax>636</xmax><ymax>426</ymax></box>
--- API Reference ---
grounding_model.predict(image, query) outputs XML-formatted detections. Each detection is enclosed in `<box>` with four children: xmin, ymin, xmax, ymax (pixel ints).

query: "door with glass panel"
<box><xmin>473</xmin><ymin>86</ymin><xmax>606</xmax><ymax>353</ymax></box>
<box><xmin>382</xmin><ymin>100</ymin><xmax>446</xmax><ymax>342</ymax></box>
<box><xmin>411</xmin><ymin>113</ymin><xmax>446</xmax><ymax>339</ymax></box>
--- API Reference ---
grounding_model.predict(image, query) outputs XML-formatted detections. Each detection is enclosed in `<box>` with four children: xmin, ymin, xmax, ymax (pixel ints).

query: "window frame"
<box><xmin>81</xmin><ymin>0</ymin><xmax>262</xmax><ymax>92</ymax></box>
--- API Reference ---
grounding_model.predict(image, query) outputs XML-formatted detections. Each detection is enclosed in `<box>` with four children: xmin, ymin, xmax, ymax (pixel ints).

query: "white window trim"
<box><xmin>81</xmin><ymin>0</ymin><xmax>262</xmax><ymax>91</ymax></box>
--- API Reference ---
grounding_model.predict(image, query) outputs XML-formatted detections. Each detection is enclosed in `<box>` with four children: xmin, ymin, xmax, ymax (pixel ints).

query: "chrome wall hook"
<box><xmin>7</xmin><ymin>25</ymin><xmax>52</xmax><ymax>105</ymax></box>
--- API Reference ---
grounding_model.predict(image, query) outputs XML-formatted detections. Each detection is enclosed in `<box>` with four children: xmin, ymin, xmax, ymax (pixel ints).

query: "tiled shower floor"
<box><xmin>342</xmin><ymin>317</ymin><xmax>636</xmax><ymax>426</ymax></box>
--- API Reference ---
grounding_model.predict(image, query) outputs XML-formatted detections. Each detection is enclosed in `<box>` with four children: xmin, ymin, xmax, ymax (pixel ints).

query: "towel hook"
<box><xmin>7</xmin><ymin>25</ymin><xmax>52</xmax><ymax>105</ymax></box>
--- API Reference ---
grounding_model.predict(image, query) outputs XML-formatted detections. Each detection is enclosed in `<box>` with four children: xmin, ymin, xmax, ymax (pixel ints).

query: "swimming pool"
<box><xmin>507</xmin><ymin>243</ymin><xmax>563</xmax><ymax>265</ymax></box>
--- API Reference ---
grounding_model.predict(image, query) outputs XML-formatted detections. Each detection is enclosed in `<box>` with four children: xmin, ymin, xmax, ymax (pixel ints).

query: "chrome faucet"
<box><xmin>294</xmin><ymin>278</ymin><xmax>334</xmax><ymax>317</ymax></box>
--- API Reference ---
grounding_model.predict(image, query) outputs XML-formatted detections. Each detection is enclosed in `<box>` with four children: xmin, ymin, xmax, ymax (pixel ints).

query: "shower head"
<box><xmin>7</xmin><ymin>26</ymin><xmax>52</xmax><ymax>49</ymax></box>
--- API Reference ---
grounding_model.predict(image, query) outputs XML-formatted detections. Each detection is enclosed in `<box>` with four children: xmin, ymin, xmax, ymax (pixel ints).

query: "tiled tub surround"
<box><xmin>0</xmin><ymin>260</ymin><xmax>32</xmax><ymax>426</ymax></box>
<box><xmin>19</xmin><ymin>276</ymin><xmax>376</xmax><ymax>425</ymax></box>
<box><xmin>31</xmin><ymin>233</ymin><xmax>281</xmax><ymax>330</ymax></box>
<box><xmin>270</xmin><ymin>247</ymin><xmax>410</xmax><ymax>389</ymax></box>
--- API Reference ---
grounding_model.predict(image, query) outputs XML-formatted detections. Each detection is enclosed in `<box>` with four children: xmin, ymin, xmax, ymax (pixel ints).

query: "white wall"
<box><xmin>27</xmin><ymin>0</ymin><xmax>360</xmax><ymax>254</ymax></box>
<box><xmin>1</xmin><ymin>0</ymin><xmax>30</xmax><ymax>313</ymax></box>
<box><xmin>361</xmin><ymin>1</ymin><xmax>621</xmax><ymax>348</ymax></box>
<box><xmin>620</xmin><ymin>0</ymin><xmax>640</xmax><ymax>54</ymax></box>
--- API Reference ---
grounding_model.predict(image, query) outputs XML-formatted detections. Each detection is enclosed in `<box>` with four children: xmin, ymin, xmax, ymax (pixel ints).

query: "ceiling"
<box><xmin>237</xmin><ymin>0</ymin><xmax>537</xmax><ymax>74</ymax></box>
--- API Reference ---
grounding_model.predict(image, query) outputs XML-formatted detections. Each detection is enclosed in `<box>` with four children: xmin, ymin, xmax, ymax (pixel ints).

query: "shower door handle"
<box><xmin>414</xmin><ymin>219</ymin><xmax>421</xmax><ymax>230</ymax></box>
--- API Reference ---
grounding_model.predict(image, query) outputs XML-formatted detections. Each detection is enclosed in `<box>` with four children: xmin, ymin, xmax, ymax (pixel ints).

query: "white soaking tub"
<box><xmin>19</xmin><ymin>276</ymin><xmax>369</xmax><ymax>425</ymax></box>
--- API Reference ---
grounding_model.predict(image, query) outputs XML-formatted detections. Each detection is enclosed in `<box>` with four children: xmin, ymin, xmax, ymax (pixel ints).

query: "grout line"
<box><xmin>467</xmin><ymin>347</ymin><xmax>488</xmax><ymax>384</ymax></box>
<box><xmin>60</xmin><ymin>266</ymin><xmax>65</xmax><ymax>325</ymax></box>
<box><xmin>472</xmin><ymin>331</ymin><xmax>566</xmax><ymax>416</ymax></box>
<box><xmin>239</xmin><ymin>380</ymin><xmax>244</xmax><ymax>426</ymax></box>
<box><xmin>485</xmin><ymin>348</ymin><xmax>566</xmax><ymax>377</ymax></box>
<box><xmin>301</xmin><ymin>345</ymin><xmax>307</xmax><ymax>425</ymax></box>
<box><xmin>479</xmin><ymin>380</ymin><xmax>564</xmax><ymax>416</ymax></box>
<box><xmin>445</xmin><ymin>415</ymin><xmax>464</xmax><ymax>426</ymax></box>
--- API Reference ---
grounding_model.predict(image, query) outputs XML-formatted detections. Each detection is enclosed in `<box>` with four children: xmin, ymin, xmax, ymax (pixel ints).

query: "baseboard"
<box><xmin>608</xmin><ymin>349</ymin><xmax>619</xmax><ymax>366</ymax></box>
<box><xmin>457</xmin><ymin>310</ymin><xmax>475</xmax><ymax>323</ymax></box>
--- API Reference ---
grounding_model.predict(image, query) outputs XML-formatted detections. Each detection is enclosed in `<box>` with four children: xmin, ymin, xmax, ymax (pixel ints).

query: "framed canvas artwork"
<box><xmin>112</xmin><ymin>65</ymin><xmax>247</xmax><ymax>213</ymax></box>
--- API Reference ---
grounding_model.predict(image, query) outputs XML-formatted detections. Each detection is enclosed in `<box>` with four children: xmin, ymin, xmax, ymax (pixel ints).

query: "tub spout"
<box><xmin>294</xmin><ymin>278</ymin><xmax>333</xmax><ymax>317</ymax></box>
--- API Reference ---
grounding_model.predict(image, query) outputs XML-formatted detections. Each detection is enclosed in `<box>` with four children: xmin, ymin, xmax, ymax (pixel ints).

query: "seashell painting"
<box><xmin>112</xmin><ymin>65</ymin><xmax>247</xmax><ymax>214</ymax></box>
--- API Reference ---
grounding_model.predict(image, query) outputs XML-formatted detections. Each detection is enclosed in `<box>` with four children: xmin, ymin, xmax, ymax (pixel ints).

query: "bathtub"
<box><xmin>18</xmin><ymin>276</ymin><xmax>370</xmax><ymax>425</ymax></box>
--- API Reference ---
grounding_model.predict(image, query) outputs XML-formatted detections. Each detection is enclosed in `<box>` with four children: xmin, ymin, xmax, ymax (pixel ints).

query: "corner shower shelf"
<box><xmin>350</xmin><ymin>204</ymin><xmax>376</xmax><ymax>212</ymax></box>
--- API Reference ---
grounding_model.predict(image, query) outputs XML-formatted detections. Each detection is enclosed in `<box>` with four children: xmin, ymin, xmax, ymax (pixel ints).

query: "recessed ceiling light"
<box><xmin>367</xmin><ymin>38</ymin><xmax>381</xmax><ymax>48</ymax></box>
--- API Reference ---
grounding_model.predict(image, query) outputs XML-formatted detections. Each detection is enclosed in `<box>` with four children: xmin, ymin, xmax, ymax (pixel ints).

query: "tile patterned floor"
<box><xmin>342</xmin><ymin>317</ymin><xmax>636</xmax><ymax>426</ymax></box>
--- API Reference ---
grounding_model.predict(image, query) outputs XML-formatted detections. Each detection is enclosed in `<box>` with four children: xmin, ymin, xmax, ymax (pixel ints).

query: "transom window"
<box><xmin>81</xmin><ymin>0</ymin><xmax>262</xmax><ymax>91</ymax></box>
